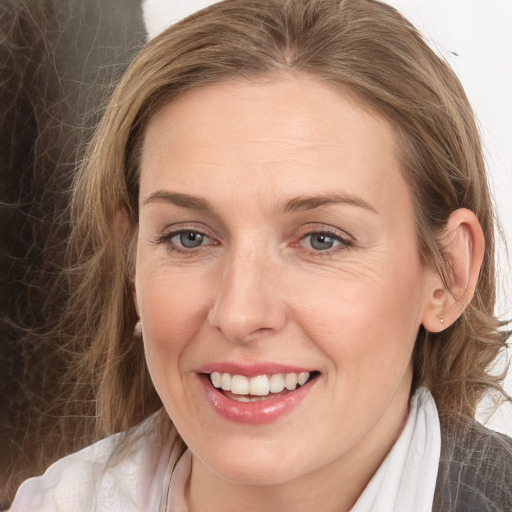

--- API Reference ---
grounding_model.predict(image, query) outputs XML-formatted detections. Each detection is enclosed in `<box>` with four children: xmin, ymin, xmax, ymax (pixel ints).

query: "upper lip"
<box><xmin>196</xmin><ymin>362</ymin><xmax>315</xmax><ymax>377</ymax></box>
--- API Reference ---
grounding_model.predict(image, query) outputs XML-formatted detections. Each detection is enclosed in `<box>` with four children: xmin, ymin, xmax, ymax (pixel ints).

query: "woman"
<box><xmin>10</xmin><ymin>0</ymin><xmax>512</xmax><ymax>510</ymax></box>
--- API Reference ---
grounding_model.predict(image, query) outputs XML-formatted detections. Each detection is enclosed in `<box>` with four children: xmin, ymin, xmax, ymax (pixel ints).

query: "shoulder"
<box><xmin>433</xmin><ymin>418</ymin><xmax>512</xmax><ymax>512</ymax></box>
<box><xmin>10</xmin><ymin>412</ymin><xmax>175</xmax><ymax>512</ymax></box>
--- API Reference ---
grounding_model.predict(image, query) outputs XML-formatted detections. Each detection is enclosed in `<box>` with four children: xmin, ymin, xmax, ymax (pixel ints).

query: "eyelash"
<box><xmin>154</xmin><ymin>226</ymin><xmax>215</xmax><ymax>254</ymax></box>
<box><xmin>295</xmin><ymin>226</ymin><xmax>353</xmax><ymax>255</ymax></box>
<box><xmin>154</xmin><ymin>225</ymin><xmax>354</xmax><ymax>256</ymax></box>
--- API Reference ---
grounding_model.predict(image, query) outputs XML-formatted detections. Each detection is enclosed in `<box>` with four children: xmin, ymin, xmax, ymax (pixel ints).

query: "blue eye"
<box><xmin>172</xmin><ymin>230</ymin><xmax>205</xmax><ymax>249</ymax></box>
<box><xmin>154</xmin><ymin>225</ymin><xmax>218</xmax><ymax>254</ymax></box>
<box><xmin>299</xmin><ymin>230</ymin><xmax>351</xmax><ymax>252</ymax></box>
<box><xmin>304</xmin><ymin>233</ymin><xmax>339</xmax><ymax>251</ymax></box>
<box><xmin>307</xmin><ymin>233</ymin><xmax>337</xmax><ymax>251</ymax></box>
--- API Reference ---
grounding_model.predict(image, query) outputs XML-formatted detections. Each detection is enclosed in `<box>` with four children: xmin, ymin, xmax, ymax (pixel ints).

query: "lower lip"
<box><xmin>198</xmin><ymin>374</ymin><xmax>316</xmax><ymax>424</ymax></box>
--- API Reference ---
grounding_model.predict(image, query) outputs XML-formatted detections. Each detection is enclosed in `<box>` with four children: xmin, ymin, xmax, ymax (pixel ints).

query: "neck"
<box><xmin>188</xmin><ymin>459</ymin><xmax>364</xmax><ymax>512</ymax></box>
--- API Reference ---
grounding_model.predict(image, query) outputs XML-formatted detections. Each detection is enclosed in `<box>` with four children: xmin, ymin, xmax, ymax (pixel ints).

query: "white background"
<box><xmin>143</xmin><ymin>0</ymin><xmax>512</xmax><ymax>434</ymax></box>
<box><xmin>384</xmin><ymin>0</ymin><xmax>512</xmax><ymax>435</ymax></box>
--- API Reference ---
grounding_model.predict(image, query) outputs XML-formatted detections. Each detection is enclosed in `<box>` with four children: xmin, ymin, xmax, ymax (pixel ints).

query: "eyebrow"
<box><xmin>280</xmin><ymin>194</ymin><xmax>379</xmax><ymax>215</ymax></box>
<box><xmin>142</xmin><ymin>190</ymin><xmax>378</xmax><ymax>215</ymax></box>
<box><xmin>143</xmin><ymin>191</ymin><xmax>215</xmax><ymax>212</ymax></box>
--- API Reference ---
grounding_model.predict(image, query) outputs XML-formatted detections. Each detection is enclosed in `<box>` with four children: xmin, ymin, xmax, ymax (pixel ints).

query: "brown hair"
<box><xmin>0</xmin><ymin>0</ymin><xmax>146</xmax><ymax>503</ymax></box>
<box><xmin>64</xmin><ymin>0</ymin><xmax>509</xmax><ymax>441</ymax></box>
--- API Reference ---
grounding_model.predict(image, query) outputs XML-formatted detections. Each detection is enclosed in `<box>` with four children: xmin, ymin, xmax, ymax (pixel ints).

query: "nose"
<box><xmin>207</xmin><ymin>245</ymin><xmax>287</xmax><ymax>343</ymax></box>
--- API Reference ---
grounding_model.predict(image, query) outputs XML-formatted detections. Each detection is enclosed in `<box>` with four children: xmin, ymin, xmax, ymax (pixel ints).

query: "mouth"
<box><xmin>197</xmin><ymin>367</ymin><xmax>319</xmax><ymax>424</ymax></box>
<box><xmin>208</xmin><ymin>371</ymin><xmax>319</xmax><ymax>402</ymax></box>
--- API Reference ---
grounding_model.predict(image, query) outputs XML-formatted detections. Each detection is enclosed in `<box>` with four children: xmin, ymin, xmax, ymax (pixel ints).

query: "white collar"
<box><xmin>351</xmin><ymin>387</ymin><xmax>441</xmax><ymax>512</ymax></box>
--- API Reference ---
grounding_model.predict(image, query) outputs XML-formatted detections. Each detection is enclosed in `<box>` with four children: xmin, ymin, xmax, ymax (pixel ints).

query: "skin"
<box><xmin>134</xmin><ymin>75</ymin><xmax>449</xmax><ymax>511</ymax></box>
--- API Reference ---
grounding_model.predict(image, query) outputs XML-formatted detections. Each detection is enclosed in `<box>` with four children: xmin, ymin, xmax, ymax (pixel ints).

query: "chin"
<box><xmin>198</xmin><ymin>439</ymin><xmax>311</xmax><ymax>486</ymax></box>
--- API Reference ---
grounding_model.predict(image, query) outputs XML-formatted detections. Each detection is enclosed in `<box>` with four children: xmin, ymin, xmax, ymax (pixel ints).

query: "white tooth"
<box><xmin>221</xmin><ymin>373</ymin><xmax>232</xmax><ymax>391</ymax></box>
<box><xmin>210</xmin><ymin>372</ymin><xmax>222</xmax><ymax>388</ymax></box>
<box><xmin>284</xmin><ymin>373</ymin><xmax>298</xmax><ymax>391</ymax></box>
<box><xmin>249</xmin><ymin>375</ymin><xmax>270</xmax><ymax>396</ymax></box>
<box><xmin>232</xmin><ymin>395</ymin><xmax>251</xmax><ymax>402</ymax></box>
<box><xmin>298</xmin><ymin>372</ymin><xmax>310</xmax><ymax>386</ymax></box>
<box><xmin>269</xmin><ymin>373</ymin><xmax>285</xmax><ymax>393</ymax></box>
<box><xmin>231</xmin><ymin>375</ymin><xmax>250</xmax><ymax>395</ymax></box>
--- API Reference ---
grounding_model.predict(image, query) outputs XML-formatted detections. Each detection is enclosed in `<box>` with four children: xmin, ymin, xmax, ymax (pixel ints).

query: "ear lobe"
<box><xmin>422</xmin><ymin>208</ymin><xmax>485</xmax><ymax>332</ymax></box>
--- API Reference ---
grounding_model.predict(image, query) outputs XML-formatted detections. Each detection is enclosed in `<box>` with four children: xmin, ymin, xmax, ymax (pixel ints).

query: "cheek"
<box><xmin>135</xmin><ymin>266</ymin><xmax>211</xmax><ymax>375</ymax></box>
<box><xmin>291</xmin><ymin>255</ymin><xmax>425</xmax><ymax>377</ymax></box>
<box><xmin>136</xmin><ymin>267</ymin><xmax>215</xmax><ymax>423</ymax></box>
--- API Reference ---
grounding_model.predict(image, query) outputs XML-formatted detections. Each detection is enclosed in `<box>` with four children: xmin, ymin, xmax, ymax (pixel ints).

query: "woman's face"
<box><xmin>135</xmin><ymin>75</ymin><xmax>437</xmax><ymax>489</ymax></box>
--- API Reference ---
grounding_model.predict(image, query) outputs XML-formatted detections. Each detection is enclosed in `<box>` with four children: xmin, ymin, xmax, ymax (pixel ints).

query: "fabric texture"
<box><xmin>350</xmin><ymin>387</ymin><xmax>441</xmax><ymax>512</ymax></box>
<box><xmin>9</xmin><ymin>413</ymin><xmax>177</xmax><ymax>512</ymax></box>
<box><xmin>433</xmin><ymin>418</ymin><xmax>512</xmax><ymax>511</ymax></box>
<box><xmin>10</xmin><ymin>388</ymin><xmax>512</xmax><ymax>511</ymax></box>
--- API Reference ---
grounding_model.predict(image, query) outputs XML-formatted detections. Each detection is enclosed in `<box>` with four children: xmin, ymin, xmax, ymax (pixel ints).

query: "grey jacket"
<box><xmin>433</xmin><ymin>419</ymin><xmax>512</xmax><ymax>511</ymax></box>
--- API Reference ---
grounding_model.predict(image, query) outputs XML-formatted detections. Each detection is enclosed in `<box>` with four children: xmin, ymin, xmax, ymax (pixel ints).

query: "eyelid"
<box><xmin>158</xmin><ymin>221</ymin><xmax>215</xmax><ymax>236</ymax></box>
<box><xmin>295</xmin><ymin>223</ymin><xmax>354</xmax><ymax>242</ymax></box>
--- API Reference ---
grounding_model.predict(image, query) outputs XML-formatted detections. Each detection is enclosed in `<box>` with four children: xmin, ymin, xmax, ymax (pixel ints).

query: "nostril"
<box><xmin>240</xmin><ymin>326</ymin><xmax>275</xmax><ymax>343</ymax></box>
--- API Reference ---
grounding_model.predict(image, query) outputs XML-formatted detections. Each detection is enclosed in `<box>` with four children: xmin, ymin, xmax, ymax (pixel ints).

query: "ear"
<box><xmin>422</xmin><ymin>208</ymin><xmax>485</xmax><ymax>332</ymax></box>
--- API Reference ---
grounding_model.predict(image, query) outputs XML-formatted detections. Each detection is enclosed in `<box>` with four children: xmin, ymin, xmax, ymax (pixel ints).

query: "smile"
<box><xmin>197</xmin><ymin>366</ymin><xmax>319</xmax><ymax>424</ymax></box>
<box><xmin>209</xmin><ymin>371</ymin><xmax>311</xmax><ymax>400</ymax></box>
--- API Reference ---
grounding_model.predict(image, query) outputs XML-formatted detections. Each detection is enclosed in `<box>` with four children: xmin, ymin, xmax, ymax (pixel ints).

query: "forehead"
<box><xmin>139</xmin><ymin>75</ymin><xmax>410</xmax><ymax>218</ymax></box>
<box><xmin>142</xmin><ymin>75</ymin><xmax>394</xmax><ymax>151</ymax></box>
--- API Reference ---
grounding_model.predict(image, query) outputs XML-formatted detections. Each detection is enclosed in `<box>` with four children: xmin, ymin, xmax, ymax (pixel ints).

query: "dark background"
<box><xmin>0</xmin><ymin>1</ymin><xmax>146</xmax><ymax>506</ymax></box>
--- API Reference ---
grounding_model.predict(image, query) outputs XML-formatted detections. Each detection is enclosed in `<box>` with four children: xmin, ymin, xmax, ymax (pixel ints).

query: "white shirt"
<box><xmin>10</xmin><ymin>388</ymin><xmax>441</xmax><ymax>512</ymax></box>
<box><xmin>10</xmin><ymin>412</ymin><xmax>176</xmax><ymax>511</ymax></box>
